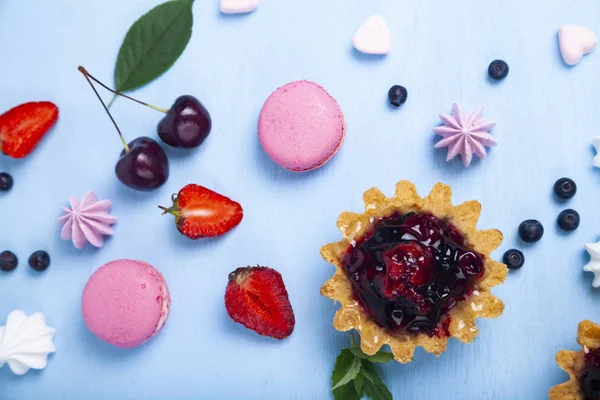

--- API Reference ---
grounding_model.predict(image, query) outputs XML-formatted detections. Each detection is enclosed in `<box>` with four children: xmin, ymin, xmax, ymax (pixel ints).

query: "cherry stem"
<box><xmin>107</xmin><ymin>94</ymin><xmax>118</xmax><ymax>108</ymax></box>
<box><xmin>78</xmin><ymin>67</ymin><xmax>168</xmax><ymax>114</ymax></box>
<box><xmin>78</xmin><ymin>66</ymin><xmax>130</xmax><ymax>153</ymax></box>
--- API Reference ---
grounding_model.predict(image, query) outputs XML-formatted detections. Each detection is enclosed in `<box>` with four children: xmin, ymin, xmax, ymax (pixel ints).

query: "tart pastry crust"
<box><xmin>320</xmin><ymin>181</ymin><xmax>507</xmax><ymax>363</ymax></box>
<box><xmin>549</xmin><ymin>320</ymin><xmax>600</xmax><ymax>400</ymax></box>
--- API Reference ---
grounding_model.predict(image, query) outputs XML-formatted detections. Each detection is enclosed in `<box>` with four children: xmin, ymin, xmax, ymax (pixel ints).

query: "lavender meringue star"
<box><xmin>58</xmin><ymin>191</ymin><xmax>117</xmax><ymax>249</ymax></box>
<box><xmin>433</xmin><ymin>103</ymin><xmax>497</xmax><ymax>167</ymax></box>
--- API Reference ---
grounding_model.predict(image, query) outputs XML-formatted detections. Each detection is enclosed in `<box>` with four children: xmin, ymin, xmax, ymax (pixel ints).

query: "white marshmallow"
<box><xmin>558</xmin><ymin>25</ymin><xmax>597</xmax><ymax>66</ymax></box>
<box><xmin>352</xmin><ymin>15</ymin><xmax>391</xmax><ymax>55</ymax></box>
<box><xmin>220</xmin><ymin>0</ymin><xmax>259</xmax><ymax>14</ymax></box>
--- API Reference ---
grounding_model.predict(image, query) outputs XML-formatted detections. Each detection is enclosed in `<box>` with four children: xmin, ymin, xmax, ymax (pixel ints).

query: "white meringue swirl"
<box><xmin>0</xmin><ymin>310</ymin><xmax>56</xmax><ymax>375</ymax></box>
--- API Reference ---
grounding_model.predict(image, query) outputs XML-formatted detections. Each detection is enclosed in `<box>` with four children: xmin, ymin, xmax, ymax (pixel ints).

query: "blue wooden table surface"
<box><xmin>1</xmin><ymin>0</ymin><xmax>600</xmax><ymax>398</ymax></box>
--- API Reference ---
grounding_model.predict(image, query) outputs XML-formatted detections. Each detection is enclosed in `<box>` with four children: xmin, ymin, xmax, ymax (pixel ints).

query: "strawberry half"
<box><xmin>0</xmin><ymin>101</ymin><xmax>59</xmax><ymax>158</ymax></box>
<box><xmin>225</xmin><ymin>266</ymin><xmax>295</xmax><ymax>339</ymax></box>
<box><xmin>159</xmin><ymin>184</ymin><xmax>243</xmax><ymax>239</ymax></box>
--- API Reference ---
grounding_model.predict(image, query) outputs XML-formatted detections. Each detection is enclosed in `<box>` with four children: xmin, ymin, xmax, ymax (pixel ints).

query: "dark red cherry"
<box><xmin>158</xmin><ymin>95</ymin><xmax>212</xmax><ymax>148</ymax></box>
<box><xmin>115</xmin><ymin>137</ymin><xmax>169</xmax><ymax>191</ymax></box>
<box><xmin>77</xmin><ymin>67</ymin><xmax>170</xmax><ymax>192</ymax></box>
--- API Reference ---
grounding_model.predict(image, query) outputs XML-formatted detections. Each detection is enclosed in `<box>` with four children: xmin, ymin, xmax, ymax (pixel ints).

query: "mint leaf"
<box><xmin>361</xmin><ymin>360</ymin><xmax>393</xmax><ymax>400</ymax></box>
<box><xmin>363</xmin><ymin>378</ymin><xmax>393</xmax><ymax>400</ymax></box>
<box><xmin>330</xmin><ymin>334</ymin><xmax>393</xmax><ymax>400</ymax></box>
<box><xmin>333</xmin><ymin>382</ymin><xmax>361</xmax><ymax>400</ymax></box>
<box><xmin>332</xmin><ymin>349</ymin><xmax>362</xmax><ymax>391</ymax></box>
<box><xmin>350</xmin><ymin>346</ymin><xmax>394</xmax><ymax>363</ymax></box>
<box><xmin>114</xmin><ymin>0</ymin><xmax>194</xmax><ymax>94</ymax></box>
<box><xmin>353</xmin><ymin>373</ymin><xmax>365</xmax><ymax>395</ymax></box>
<box><xmin>360</xmin><ymin>359</ymin><xmax>380</xmax><ymax>383</ymax></box>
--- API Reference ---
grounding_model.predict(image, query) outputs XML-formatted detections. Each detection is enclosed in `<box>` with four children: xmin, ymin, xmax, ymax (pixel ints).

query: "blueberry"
<box><xmin>388</xmin><ymin>85</ymin><xmax>408</xmax><ymax>107</ymax></box>
<box><xmin>488</xmin><ymin>60</ymin><xmax>509</xmax><ymax>80</ymax></box>
<box><xmin>503</xmin><ymin>249</ymin><xmax>525</xmax><ymax>270</ymax></box>
<box><xmin>0</xmin><ymin>173</ymin><xmax>13</xmax><ymax>192</ymax></box>
<box><xmin>557</xmin><ymin>209</ymin><xmax>580</xmax><ymax>232</ymax></box>
<box><xmin>0</xmin><ymin>251</ymin><xmax>18</xmax><ymax>272</ymax></box>
<box><xmin>554</xmin><ymin>177</ymin><xmax>577</xmax><ymax>199</ymax></box>
<box><xmin>28</xmin><ymin>250</ymin><xmax>50</xmax><ymax>272</ymax></box>
<box><xmin>518</xmin><ymin>220</ymin><xmax>544</xmax><ymax>243</ymax></box>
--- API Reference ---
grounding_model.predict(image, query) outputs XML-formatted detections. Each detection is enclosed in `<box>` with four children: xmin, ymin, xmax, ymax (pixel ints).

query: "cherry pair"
<box><xmin>78</xmin><ymin>67</ymin><xmax>212</xmax><ymax>192</ymax></box>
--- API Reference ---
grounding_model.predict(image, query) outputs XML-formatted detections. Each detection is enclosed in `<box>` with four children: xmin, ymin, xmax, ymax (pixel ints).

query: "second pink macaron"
<box><xmin>258</xmin><ymin>80</ymin><xmax>345</xmax><ymax>172</ymax></box>
<box><xmin>81</xmin><ymin>259</ymin><xmax>170</xmax><ymax>348</ymax></box>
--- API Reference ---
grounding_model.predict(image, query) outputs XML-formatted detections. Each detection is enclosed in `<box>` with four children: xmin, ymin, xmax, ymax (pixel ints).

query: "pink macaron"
<box><xmin>81</xmin><ymin>259</ymin><xmax>170</xmax><ymax>348</ymax></box>
<box><xmin>258</xmin><ymin>80</ymin><xmax>345</xmax><ymax>172</ymax></box>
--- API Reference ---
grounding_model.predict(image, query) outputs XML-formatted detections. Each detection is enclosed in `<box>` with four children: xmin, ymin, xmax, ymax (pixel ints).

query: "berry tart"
<box><xmin>549</xmin><ymin>320</ymin><xmax>600</xmax><ymax>400</ymax></box>
<box><xmin>320</xmin><ymin>181</ymin><xmax>507</xmax><ymax>363</ymax></box>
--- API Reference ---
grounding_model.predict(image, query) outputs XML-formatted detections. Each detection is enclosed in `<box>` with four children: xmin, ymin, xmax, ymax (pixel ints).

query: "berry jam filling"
<box><xmin>342</xmin><ymin>212</ymin><xmax>484</xmax><ymax>336</ymax></box>
<box><xmin>581</xmin><ymin>348</ymin><xmax>600</xmax><ymax>400</ymax></box>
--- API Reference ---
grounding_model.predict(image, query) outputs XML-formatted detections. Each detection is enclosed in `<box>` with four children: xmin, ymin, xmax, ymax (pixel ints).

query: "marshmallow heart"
<box><xmin>220</xmin><ymin>0</ymin><xmax>259</xmax><ymax>14</ymax></box>
<box><xmin>352</xmin><ymin>15</ymin><xmax>391</xmax><ymax>55</ymax></box>
<box><xmin>558</xmin><ymin>25</ymin><xmax>597</xmax><ymax>66</ymax></box>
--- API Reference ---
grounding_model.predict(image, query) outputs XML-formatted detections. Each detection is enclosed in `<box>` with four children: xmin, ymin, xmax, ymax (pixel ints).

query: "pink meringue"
<box><xmin>433</xmin><ymin>103</ymin><xmax>497</xmax><ymax>168</ymax></box>
<box><xmin>58</xmin><ymin>191</ymin><xmax>117</xmax><ymax>249</ymax></box>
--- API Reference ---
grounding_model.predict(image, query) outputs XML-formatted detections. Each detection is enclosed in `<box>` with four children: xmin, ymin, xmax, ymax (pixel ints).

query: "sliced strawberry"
<box><xmin>0</xmin><ymin>102</ymin><xmax>59</xmax><ymax>158</ymax></box>
<box><xmin>159</xmin><ymin>184</ymin><xmax>243</xmax><ymax>239</ymax></box>
<box><xmin>225</xmin><ymin>266</ymin><xmax>295</xmax><ymax>339</ymax></box>
<box><xmin>383</xmin><ymin>242</ymin><xmax>433</xmax><ymax>285</ymax></box>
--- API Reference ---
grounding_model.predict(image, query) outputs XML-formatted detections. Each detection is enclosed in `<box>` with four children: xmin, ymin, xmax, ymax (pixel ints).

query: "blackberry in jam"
<box><xmin>581</xmin><ymin>348</ymin><xmax>600</xmax><ymax>400</ymax></box>
<box><xmin>341</xmin><ymin>212</ymin><xmax>484</xmax><ymax>336</ymax></box>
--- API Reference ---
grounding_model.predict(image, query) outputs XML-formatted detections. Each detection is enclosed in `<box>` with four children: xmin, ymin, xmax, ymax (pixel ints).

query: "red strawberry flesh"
<box><xmin>225</xmin><ymin>266</ymin><xmax>295</xmax><ymax>339</ymax></box>
<box><xmin>0</xmin><ymin>101</ymin><xmax>59</xmax><ymax>158</ymax></box>
<box><xmin>382</xmin><ymin>242</ymin><xmax>434</xmax><ymax>285</ymax></box>
<box><xmin>161</xmin><ymin>184</ymin><xmax>243</xmax><ymax>239</ymax></box>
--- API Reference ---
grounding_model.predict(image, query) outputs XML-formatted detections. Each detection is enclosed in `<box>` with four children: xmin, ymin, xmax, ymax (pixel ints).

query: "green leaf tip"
<box><xmin>113</xmin><ymin>0</ymin><xmax>194</xmax><ymax>94</ymax></box>
<box><xmin>331</xmin><ymin>349</ymin><xmax>361</xmax><ymax>391</ymax></box>
<box><xmin>353</xmin><ymin>373</ymin><xmax>365</xmax><ymax>394</ymax></box>
<box><xmin>360</xmin><ymin>361</ymin><xmax>392</xmax><ymax>400</ymax></box>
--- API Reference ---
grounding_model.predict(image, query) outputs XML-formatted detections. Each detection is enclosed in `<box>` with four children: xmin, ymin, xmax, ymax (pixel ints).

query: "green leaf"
<box><xmin>353</xmin><ymin>373</ymin><xmax>365</xmax><ymax>395</ymax></box>
<box><xmin>360</xmin><ymin>360</ymin><xmax>381</xmax><ymax>383</ymax></box>
<box><xmin>363</xmin><ymin>379</ymin><xmax>393</xmax><ymax>400</ymax></box>
<box><xmin>350</xmin><ymin>346</ymin><xmax>394</xmax><ymax>363</ymax></box>
<box><xmin>114</xmin><ymin>0</ymin><xmax>194</xmax><ymax>94</ymax></box>
<box><xmin>333</xmin><ymin>383</ymin><xmax>361</xmax><ymax>400</ymax></box>
<box><xmin>331</xmin><ymin>349</ymin><xmax>362</xmax><ymax>391</ymax></box>
<box><xmin>360</xmin><ymin>360</ymin><xmax>393</xmax><ymax>400</ymax></box>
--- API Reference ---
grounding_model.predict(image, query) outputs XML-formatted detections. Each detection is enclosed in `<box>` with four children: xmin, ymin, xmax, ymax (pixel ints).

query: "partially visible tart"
<box><xmin>320</xmin><ymin>181</ymin><xmax>507</xmax><ymax>363</ymax></box>
<box><xmin>549</xmin><ymin>320</ymin><xmax>600</xmax><ymax>400</ymax></box>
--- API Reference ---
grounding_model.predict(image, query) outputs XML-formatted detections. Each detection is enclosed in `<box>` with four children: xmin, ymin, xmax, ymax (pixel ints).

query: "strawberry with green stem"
<box><xmin>159</xmin><ymin>184</ymin><xmax>243</xmax><ymax>239</ymax></box>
